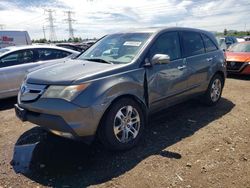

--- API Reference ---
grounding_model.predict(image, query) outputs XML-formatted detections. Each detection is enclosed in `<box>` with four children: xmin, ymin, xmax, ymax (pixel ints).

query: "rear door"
<box><xmin>180</xmin><ymin>31</ymin><xmax>210</xmax><ymax>91</ymax></box>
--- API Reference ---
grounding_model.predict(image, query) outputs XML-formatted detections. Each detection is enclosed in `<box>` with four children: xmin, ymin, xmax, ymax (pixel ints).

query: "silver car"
<box><xmin>0</xmin><ymin>45</ymin><xmax>79</xmax><ymax>99</ymax></box>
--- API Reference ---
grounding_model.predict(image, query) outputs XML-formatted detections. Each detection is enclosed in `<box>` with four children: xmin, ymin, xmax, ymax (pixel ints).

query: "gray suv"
<box><xmin>15</xmin><ymin>27</ymin><xmax>226</xmax><ymax>150</ymax></box>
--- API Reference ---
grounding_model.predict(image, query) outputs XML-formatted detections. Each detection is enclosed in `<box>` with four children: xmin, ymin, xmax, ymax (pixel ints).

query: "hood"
<box><xmin>27</xmin><ymin>58</ymin><xmax>67</xmax><ymax>74</ymax></box>
<box><xmin>225</xmin><ymin>52</ymin><xmax>250</xmax><ymax>62</ymax></box>
<box><xmin>26</xmin><ymin>59</ymin><xmax>117</xmax><ymax>85</ymax></box>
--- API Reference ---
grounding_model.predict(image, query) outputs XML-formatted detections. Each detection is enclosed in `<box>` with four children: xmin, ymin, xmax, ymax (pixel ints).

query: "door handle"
<box><xmin>177</xmin><ymin>65</ymin><xmax>186</xmax><ymax>70</ymax></box>
<box><xmin>206</xmin><ymin>57</ymin><xmax>213</xmax><ymax>62</ymax></box>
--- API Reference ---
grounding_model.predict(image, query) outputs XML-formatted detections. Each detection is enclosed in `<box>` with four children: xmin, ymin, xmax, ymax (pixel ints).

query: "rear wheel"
<box><xmin>98</xmin><ymin>98</ymin><xmax>145</xmax><ymax>151</ymax></box>
<box><xmin>203</xmin><ymin>74</ymin><xmax>224</xmax><ymax>106</ymax></box>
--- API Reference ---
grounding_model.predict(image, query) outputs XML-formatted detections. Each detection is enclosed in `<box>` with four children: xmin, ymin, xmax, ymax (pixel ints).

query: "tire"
<box><xmin>203</xmin><ymin>74</ymin><xmax>224</xmax><ymax>106</ymax></box>
<box><xmin>98</xmin><ymin>98</ymin><xmax>145</xmax><ymax>151</ymax></box>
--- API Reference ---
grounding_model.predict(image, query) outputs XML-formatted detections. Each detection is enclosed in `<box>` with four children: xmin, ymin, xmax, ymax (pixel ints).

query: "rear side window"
<box><xmin>0</xmin><ymin>49</ymin><xmax>34</xmax><ymax>68</ymax></box>
<box><xmin>181</xmin><ymin>31</ymin><xmax>205</xmax><ymax>57</ymax></box>
<box><xmin>149</xmin><ymin>32</ymin><xmax>181</xmax><ymax>61</ymax></box>
<box><xmin>37</xmin><ymin>49</ymin><xmax>71</xmax><ymax>61</ymax></box>
<box><xmin>202</xmin><ymin>34</ymin><xmax>217</xmax><ymax>52</ymax></box>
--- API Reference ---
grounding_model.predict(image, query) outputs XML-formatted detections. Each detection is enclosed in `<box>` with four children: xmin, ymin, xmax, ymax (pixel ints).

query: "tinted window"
<box><xmin>202</xmin><ymin>34</ymin><xmax>217</xmax><ymax>52</ymax></box>
<box><xmin>0</xmin><ymin>50</ymin><xmax>34</xmax><ymax>68</ymax></box>
<box><xmin>149</xmin><ymin>32</ymin><xmax>181</xmax><ymax>60</ymax></box>
<box><xmin>182</xmin><ymin>31</ymin><xmax>205</xmax><ymax>57</ymax></box>
<box><xmin>37</xmin><ymin>49</ymin><xmax>71</xmax><ymax>61</ymax></box>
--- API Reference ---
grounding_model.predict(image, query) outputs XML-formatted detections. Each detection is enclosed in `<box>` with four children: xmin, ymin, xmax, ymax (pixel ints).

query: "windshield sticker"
<box><xmin>123</xmin><ymin>41</ymin><xmax>142</xmax><ymax>47</ymax></box>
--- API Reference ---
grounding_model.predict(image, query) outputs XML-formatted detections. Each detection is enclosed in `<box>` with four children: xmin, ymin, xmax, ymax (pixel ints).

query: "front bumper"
<box><xmin>16</xmin><ymin>98</ymin><xmax>107</xmax><ymax>139</ymax></box>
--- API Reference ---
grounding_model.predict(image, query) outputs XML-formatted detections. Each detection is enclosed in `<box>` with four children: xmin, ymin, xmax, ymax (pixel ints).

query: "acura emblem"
<box><xmin>21</xmin><ymin>85</ymin><xmax>28</xmax><ymax>95</ymax></box>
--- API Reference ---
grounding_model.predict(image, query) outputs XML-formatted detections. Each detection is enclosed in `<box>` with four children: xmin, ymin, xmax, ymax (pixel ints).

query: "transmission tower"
<box><xmin>42</xmin><ymin>26</ymin><xmax>46</xmax><ymax>40</ymax></box>
<box><xmin>64</xmin><ymin>11</ymin><xmax>75</xmax><ymax>39</ymax></box>
<box><xmin>45</xmin><ymin>9</ymin><xmax>57</xmax><ymax>41</ymax></box>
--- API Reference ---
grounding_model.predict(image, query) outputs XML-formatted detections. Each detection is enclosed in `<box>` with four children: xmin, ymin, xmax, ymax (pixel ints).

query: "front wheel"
<box><xmin>203</xmin><ymin>74</ymin><xmax>224</xmax><ymax>106</ymax></box>
<box><xmin>98</xmin><ymin>98</ymin><xmax>145</xmax><ymax>151</ymax></box>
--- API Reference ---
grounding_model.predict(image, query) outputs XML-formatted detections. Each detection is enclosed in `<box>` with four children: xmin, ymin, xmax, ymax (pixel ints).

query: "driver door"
<box><xmin>145</xmin><ymin>31</ymin><xmax>189</xmax><ymax>112</ymax></box>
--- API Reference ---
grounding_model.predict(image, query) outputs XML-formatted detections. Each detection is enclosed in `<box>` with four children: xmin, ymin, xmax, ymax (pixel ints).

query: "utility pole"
<box><xmin>64</xmin><ymin>11</ymin><xmax>75</xmax><ymax>39</ymax></box>
<box><xmin>45</xmin><ymin>9</ymin><xmax>57</xmax><ymax>42</ymax></box>
<box><xmin>42</xmin><ymin>26</ymin><xmax>46</xmax><ymax>40</ymax></box>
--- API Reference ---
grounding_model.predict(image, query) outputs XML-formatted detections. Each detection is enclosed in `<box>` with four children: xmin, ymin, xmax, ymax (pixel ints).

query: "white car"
<box><xmin>0</xmin><ymin>45</ymin><xmax>79</xmax><ymax>99</ymax></box>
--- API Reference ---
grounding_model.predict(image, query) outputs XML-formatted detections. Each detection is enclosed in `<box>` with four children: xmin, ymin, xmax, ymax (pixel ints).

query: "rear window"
<box><xmin>182</xmin><ymin>31</ymin><xmax>205</xmax><ymax>57</ymax></box>
<box><xmin>202</xmin><ymin>34</ymin><xmax>217</xmax><ymax>52</ymax></box>
<box><xmin>37</xmin><ymin>49</ymin><xmax>71</xmax><ymax>61</ymax></box>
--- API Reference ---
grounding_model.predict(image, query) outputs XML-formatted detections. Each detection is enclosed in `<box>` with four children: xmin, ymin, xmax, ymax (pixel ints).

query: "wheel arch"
<box><xmin>96</xmin><ymin>94</ymin><xmax>148</xmax><ymax>138</ymax></box>
<box><xmin>213</xmin><ymin>70</ymin><xmax>226</xmax><ymax>86</ymax></box>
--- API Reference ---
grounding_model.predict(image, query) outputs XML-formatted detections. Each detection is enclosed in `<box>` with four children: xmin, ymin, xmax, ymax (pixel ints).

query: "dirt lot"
<box><xmin>0</xmin><ymin>76</ymin><xmax>249</xmax><ymax>188</ymax></box>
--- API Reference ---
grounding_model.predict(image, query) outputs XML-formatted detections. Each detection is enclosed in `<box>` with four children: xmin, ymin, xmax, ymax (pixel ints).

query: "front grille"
<box><xmin>19</xmin><ymin>83</ymin><xmax>47</xmax><ymax>102</ymax></box>
<box><xmin>226</xmin><ymin>61</ymin><xmax>245</xmax><ymax>71</ymax></box>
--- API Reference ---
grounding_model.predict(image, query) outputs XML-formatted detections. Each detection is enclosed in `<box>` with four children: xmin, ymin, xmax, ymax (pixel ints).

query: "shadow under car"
<box><xmin>11</xmin><ymin>97</ymin><xmax>235</xmax><ymax>187</ymax></box>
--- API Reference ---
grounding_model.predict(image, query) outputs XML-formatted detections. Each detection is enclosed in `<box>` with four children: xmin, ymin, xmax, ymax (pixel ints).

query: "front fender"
<box><xmin>73</xmin><ymin>68</ymin><xmax>146</xmax><ymax>108</ymax></box>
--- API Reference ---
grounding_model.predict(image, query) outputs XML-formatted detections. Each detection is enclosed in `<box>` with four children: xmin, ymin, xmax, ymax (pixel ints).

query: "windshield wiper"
<box><xmin>84</xmin><ymin>58</ymin><xmax>113</xmax><ymax>64</ymax></box>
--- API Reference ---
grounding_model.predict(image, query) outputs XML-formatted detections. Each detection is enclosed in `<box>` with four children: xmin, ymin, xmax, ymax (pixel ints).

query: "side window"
<box><xmin>149</xmin><ymin>32</ymin><xmax>181</xmax><ymax>61</ymax></box>
<box><xmin>182</xmin><ymin>31</ymin><xmax>205</xmax><ymax>57</ymax></box>
<box><xmin>37</xmin><ymin>49</ymin><xmax>71</xmax><ymax>61</ymax></box>
<box><xmin>0</xmin><ymin>50</ymin><xmax>34</xmax><ymax>68</ymax></box>
<box><xmin>202</xmin><ymin>34</ymin><xmax>217</xmax><ymax>52</ymax></box>
<box><xmin>22</xmin><ymin>50</ymin><xmax>34</xmax><ymax>63</ymax></box>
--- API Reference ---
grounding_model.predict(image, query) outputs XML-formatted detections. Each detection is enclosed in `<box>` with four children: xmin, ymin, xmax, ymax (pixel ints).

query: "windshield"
<box><xmin>228</xmin><ymin>43</ymin><xmax>250</xmax><ymax>52</ymax></box>
<box><xmin>78</xmin><ymin>33</ymin><xmax>152</xmax><ymax>64</ymax></box>
<box><xmin>0</xmin><ymin>48</ymin><xmax>10</xmax><ymax>56</ymax></box>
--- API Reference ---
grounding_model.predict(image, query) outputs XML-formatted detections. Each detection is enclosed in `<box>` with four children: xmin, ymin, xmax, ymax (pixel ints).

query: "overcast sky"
<box><xmin>0</xmin><ymin>0</ymin><xmax>249</xmax><ymax>40</ymax></box>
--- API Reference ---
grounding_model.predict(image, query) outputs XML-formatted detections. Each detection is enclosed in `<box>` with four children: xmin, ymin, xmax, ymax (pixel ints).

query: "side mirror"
<box><xmin>151</xmin><ymin>54</ymin><xmax>170</xmax><ymax>65</ymax></box>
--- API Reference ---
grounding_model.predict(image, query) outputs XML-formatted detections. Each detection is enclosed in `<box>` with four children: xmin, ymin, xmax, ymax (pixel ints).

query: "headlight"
<box><xmin>42</xmin><ymin>83</ymin><xmax>89</xmax><ymax>101</ymax></box>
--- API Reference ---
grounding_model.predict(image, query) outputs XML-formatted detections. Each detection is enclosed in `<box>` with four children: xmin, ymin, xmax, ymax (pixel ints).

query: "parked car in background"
<box><xmin>56</xmin><ymin>43</ymin><xmax>85</xmax><ymax>52</ymax></box>
<box><xmin>236</xmin><ymin>38</ymin><xmax>245</xmax><ymax>42</ymax></box>
<box><xmin>0</xmin><ymin>45</ymin><xmax>79</xmax><ymax>99</ymax></box>
<box><xmin>244</xmin><ymin>36</ymin><xmax>250</xmax><ymax>41</ymax></box>
<box><xmin>81</xmin><ymin>40</ymin><xmax>97</xmax><ymax>50</ymax></box>
<box><xmin>15</xmin><ymin>27</ymin><xmax>226</xmax><ymax>151</ymax></box>
<box><xmin>226</xmin><ymin>41</ymin><xmax>250</xmax><ymax>75</ymax></box>
<box><xmin>217</xmin><ymin>36</ymin><xmax>238</xmax><ymax>50</ymax></box>
<box><xmin>0</xmin><ymin>30</ymin><xmax>31</xmax><ymax>49</ymax></box>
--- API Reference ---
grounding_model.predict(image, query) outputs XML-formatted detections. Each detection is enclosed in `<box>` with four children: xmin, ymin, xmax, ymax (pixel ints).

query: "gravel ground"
<box><xmin>0</xmin><ymin>75</ymin><xmax>249</xmax><ymax>188</ymax></box>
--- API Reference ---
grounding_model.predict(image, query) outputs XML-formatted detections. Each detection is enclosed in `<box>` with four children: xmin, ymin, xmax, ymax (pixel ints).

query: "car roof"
<box><xmin>0</xmin><ymin>45</ymin><xmax>79</xmax><ymax>57</ymax></box>
<box><xmin>115</xmin><ymin>27</ymin><xmax>211</xmax><ymax>34</ymax></box>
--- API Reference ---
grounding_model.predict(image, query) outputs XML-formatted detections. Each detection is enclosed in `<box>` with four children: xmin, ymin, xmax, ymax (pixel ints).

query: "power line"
<box><xmin>45</xmin><ymin>9</ymin><xmax>57</xmax><ymax>41</ymax></box>
<box><xmin>64</xmin><ymin>11</ymin><xmax>75</xmax><ymax>39</ymax></box>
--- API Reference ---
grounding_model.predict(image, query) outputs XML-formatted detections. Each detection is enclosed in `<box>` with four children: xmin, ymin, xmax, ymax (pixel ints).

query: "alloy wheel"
<box><xmin>113</xmin><ymin>105</ymin><xmax>141</xmax><ymax>143</ymax></box>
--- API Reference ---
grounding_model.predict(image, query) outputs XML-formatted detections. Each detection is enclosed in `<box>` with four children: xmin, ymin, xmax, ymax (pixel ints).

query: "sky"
<box><xmin>0</xmin><ymin>0</ymin><xmax>249</xmax><ymax>40</ymax></box>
